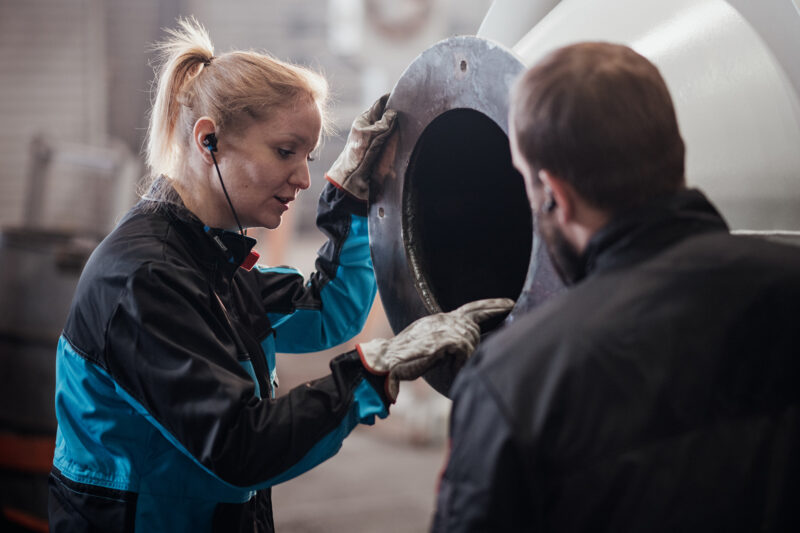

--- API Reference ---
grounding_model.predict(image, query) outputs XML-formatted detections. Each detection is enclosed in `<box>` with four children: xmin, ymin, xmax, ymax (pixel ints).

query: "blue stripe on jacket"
<box><xmin>262</xmin><ymin>215</ymin><xmax>377</xmax><ymax>354</ymax></box>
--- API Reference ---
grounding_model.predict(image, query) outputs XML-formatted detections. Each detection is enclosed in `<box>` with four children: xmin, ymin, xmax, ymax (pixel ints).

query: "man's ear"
<box><xmin>538</xmin><ymin>169</ymin><xmax>574</xmax><ymax>224</ymax></box>
<box><xmin>193</xmin><ymin>116</ymin><xmax>217</xmax><ymax>165</ymax></box>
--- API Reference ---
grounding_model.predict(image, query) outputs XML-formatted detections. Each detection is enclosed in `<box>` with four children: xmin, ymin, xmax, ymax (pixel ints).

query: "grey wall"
<box><xmin>1</xmin><ymin>0</ymin><xmax>105</xmax><ymax>226</ymax></box>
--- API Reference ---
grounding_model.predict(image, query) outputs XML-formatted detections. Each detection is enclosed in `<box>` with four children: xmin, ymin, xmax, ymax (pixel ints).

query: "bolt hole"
<box><xmin>378</xmin><ymin>207</ymin><xmax>385</xmax><ymax>218</ymax></box>
<box><xmin>460</xmin><ymin>60</ymin><xmax>467</xmax><ymax>72</ymax></box>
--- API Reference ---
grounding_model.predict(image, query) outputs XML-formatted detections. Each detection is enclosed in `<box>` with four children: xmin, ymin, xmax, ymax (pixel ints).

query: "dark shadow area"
<box><xmin>404</xmin><ymin>108</ymin><xmax>532</xmax><ymax>329</ymax></box>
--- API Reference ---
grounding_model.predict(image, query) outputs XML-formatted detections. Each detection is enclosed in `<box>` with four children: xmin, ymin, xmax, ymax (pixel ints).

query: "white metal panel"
<box><xmin>482</xmin><ymin>0</ymin><xmax>800</xmax><ymax>230</ymax></box>
<box><xmin>726</xmin><ymin>0</ymin><xmax>800</xmax><ymax>102</ymax></box>
<box><xmin>476</xmin><ymin>0</ymin><xmax>561</xmax><ymax>48</ymax></box>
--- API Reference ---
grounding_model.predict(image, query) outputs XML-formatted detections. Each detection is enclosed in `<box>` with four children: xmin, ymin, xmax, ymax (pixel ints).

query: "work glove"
<box><xmin>357</xmin><ymin>298</ymin><xmax>515</xmax><ymax>402</ymax></box>
<box><xmin>326</xmin><ymin>93</ymin><xmax>398</xmax><ymax>201</ymax></box>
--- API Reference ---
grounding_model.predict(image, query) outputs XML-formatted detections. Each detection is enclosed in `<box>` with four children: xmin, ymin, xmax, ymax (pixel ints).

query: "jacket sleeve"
<box><xmin>432</xmin><ymin>353</ymin><xmax>535</xmax><ymax>532</ymax></box>
<box><xmin>251</xmin><ymin>182</ymin><xmax>377</xmax><ymax>353</ymax></box>
<box><xmin>103</xmin><ymin>259</ymin><xmax>390</xmax><ymax>491</ymax></box>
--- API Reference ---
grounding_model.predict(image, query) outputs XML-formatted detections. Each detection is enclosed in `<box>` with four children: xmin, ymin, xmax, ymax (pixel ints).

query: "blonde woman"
<box><xmin>48</xmin><ymin>18</ymin><xmax>510</xmax><ymax>533</ymax></box>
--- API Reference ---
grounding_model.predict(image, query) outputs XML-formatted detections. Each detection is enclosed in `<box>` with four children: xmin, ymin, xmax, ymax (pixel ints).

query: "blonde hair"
<box><xmin>145</xmin><ymin>17</ymin><xmax>329</xmax><ymax>184</ymax></box>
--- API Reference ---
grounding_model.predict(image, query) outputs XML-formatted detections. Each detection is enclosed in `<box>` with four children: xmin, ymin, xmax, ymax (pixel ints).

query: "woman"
<box><xmin>47</xmin><ymin>18</ymin><xmax>511</xmax><ymax>532</ymax></box>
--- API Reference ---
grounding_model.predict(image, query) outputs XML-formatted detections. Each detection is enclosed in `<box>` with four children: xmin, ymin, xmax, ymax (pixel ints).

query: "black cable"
<box><xmin>207</xmin><ymin>148</ymin><xmax>245</xmax><ymax>236</ymax></box>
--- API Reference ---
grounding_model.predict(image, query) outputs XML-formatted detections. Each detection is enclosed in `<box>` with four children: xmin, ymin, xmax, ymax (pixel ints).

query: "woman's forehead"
<box><xmin>251</xmin><ymin>100</ymin><xmax>322</xmax><ymax>146</ymax></box>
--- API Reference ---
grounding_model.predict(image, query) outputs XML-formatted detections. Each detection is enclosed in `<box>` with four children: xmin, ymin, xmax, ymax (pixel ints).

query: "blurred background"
<box><xmin>0</xmin><ymin>0</ymin><xmax>493</xmax><ymax>531</ymax></box>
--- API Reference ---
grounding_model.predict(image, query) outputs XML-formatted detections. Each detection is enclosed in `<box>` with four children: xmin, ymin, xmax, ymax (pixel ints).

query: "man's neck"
<box><xmin>566</xmin><ymin>201</ymin><xmax>612</xmax><ymax>255</ymax></box>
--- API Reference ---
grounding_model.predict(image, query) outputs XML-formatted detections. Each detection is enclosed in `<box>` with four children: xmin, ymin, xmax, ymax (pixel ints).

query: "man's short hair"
<box><xmin>511</xmin><ymin>42</ymin><xmax>686</xmax><ymax>213</ymax></box>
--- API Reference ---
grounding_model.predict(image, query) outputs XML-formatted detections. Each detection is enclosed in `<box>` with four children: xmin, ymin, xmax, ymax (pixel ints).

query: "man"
<box><xmin>432</xmin><ymin>42</ymin><xmax>800</xmax><ymax>532</ymax></box>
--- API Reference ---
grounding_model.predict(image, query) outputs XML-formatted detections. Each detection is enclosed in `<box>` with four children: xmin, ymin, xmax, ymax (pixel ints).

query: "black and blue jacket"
<box><xmin>48</xmin><ymin>179</ymin><xmax>390</xmax><ymax>532</ymax></box>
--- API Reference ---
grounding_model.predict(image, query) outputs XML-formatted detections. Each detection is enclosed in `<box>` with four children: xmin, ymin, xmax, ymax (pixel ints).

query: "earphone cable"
<box><xmin>208</xmin><ymin>149</ymin><xmax>246</xmax><ymax>237</ymax></box>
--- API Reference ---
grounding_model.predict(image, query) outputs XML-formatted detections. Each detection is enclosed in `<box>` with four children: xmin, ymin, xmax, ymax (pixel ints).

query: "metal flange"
<box><xmin>368</xmin><ymin>36</ymin><xmax>564</xmax><ymax>396</ymax></box>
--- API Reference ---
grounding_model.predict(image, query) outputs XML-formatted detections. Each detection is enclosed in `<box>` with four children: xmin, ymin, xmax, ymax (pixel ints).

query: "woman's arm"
<box><xmin>248</xmin><ymin>182</ymin><xmax>377</xmax><ymax>353</ymax></box>
<box><xmin>95</xmin><ymin>260</ymin><xmax>389</xmax><ymax>491</ymax></box>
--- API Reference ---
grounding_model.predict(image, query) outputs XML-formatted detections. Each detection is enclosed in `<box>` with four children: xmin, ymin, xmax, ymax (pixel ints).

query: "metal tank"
<box><xmin>368</xmin><ymin>0</ymin><xmax>800</xmax><ymax>395</ymax></box>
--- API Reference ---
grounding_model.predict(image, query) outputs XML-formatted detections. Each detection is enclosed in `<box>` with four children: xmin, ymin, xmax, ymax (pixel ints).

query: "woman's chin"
<box><xmin>260</xmin><ymin>214</ymin><xmax>282</xmax><ymax>230</ymax></box>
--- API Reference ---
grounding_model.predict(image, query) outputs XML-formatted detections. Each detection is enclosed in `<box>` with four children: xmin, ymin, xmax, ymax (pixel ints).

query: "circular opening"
<box><xmin>404</xmin><ymin>108</ymin><xmax>532</xmax><ymax>321</ymax></box>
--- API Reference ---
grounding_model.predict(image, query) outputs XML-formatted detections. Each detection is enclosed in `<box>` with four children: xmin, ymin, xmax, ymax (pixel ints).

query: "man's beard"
<box><xmin>537</xmin><ymin>213</ymin><xmax>584</xmax><ymax>286</ymax></box>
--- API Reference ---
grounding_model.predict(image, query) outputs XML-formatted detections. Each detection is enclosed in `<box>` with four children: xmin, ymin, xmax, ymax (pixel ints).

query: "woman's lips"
<box><xmin>275</xmin><ymin>196</ymin><xmax>293</xmax><ymax>210</ymax></box>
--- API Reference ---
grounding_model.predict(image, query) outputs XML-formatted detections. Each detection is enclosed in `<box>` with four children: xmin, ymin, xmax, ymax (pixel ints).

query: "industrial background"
<box><xmin>2</xmin><ymin>0</ymin><xmax>800</xmax><ymax>531</ymax></box>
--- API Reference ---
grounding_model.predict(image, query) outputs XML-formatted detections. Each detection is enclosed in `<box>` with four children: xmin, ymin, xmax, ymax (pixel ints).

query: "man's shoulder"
<box><xmin>475</xmin><ymin>272</ymin><xmax>622</xmax><ymax>364</ymax></box>
<box><xmin>468</xmin><ymin>287</ymin><xmax>597</xmax><ymax>394</ymax></box>
<box><xmin>666</xmin><ymin>229</ymin><xmax>800</xmax><ymax>269</ymax></box>
<box><xmin>469</xmin><ymin>228</ymin><xmax>800</xmax><ymax>386</ymax></box>
<box><xmin>475</xmin><ymin>229</ymin><xmax>800</xmax><ymax>348</ymax></box>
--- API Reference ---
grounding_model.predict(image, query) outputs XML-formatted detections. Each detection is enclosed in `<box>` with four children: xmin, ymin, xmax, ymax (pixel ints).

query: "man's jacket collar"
<box><xmin>579</xmin><ymin>188</ymin><xmax>729</xmax><ymax>282</ymax></box>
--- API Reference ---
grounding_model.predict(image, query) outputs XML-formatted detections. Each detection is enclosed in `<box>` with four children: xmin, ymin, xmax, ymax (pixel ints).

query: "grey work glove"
<box><xmin>325</xmin><ymin>93</ymin><xmax>398</xmax><ymax>201</ymax></box>
<box><xmin>357</xmin><ymin>298</ymin><xmax>515</xmax><ymax>402</ymax></box>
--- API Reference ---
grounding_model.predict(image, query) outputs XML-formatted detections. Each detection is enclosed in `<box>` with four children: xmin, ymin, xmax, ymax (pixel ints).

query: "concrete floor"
<box><xmin>272</xmin><ymin>427</ymin><xmax>447</xmax><ymax>533</ymax></box>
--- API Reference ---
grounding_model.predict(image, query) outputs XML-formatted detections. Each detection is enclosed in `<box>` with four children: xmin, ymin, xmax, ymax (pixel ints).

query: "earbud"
<box><xmin>539</xmin><ymin>170</ymin><xmax>557</xmax><ymax>213</ymax></box>
<box><xmin>544</xmin><ymin>192</ymin><xmax>557</xmax><ymax>213</ymax></box>
<box><xmin>203</xmin><ymin>133</ymin><xmax>218</xmax><ymax>152</ymax></box>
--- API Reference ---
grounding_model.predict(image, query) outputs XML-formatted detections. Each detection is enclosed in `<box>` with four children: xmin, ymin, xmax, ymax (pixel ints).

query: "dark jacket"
<box><xmin>433</xmin><ymin>189</ymin><xmax>800</xmax><ymax>532</ymax></box>
<box><xmin>48</xmin><ymin>180</ymin><xmax>390</xmax><ymax>532</ymax></box>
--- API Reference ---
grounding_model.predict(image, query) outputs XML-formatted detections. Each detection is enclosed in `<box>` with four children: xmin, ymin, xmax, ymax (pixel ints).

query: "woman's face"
<box><xmin>216</xmin><ymin>97</ymin><xmax>322</xmax><ymax>230</ymax></box>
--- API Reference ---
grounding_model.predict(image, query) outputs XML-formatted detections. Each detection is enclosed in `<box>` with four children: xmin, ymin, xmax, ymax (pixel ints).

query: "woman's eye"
<box><xmin>277</xmin><ymin>148</ymin><xmax>294</xmax><ymax>158</ymax></box>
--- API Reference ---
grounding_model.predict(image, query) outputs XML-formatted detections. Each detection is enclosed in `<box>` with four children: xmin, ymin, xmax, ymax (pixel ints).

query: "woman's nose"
<box><xmin>291</xmin><ymin>162</ymin><xmax>311</xmax><ymax>190</ymax></box>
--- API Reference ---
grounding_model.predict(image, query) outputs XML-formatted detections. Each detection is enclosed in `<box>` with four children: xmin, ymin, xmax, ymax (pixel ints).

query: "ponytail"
<box><xmin>146</xmin><ymin>17</ymin><xmax>214</xmax><ymax>182</ymax></box>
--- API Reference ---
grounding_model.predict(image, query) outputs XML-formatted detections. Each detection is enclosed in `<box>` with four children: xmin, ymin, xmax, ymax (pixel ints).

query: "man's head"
<box><xmin>509</xmin><ymin>42</ymin><xmax>686</xmax><ymax>283</ymax></box>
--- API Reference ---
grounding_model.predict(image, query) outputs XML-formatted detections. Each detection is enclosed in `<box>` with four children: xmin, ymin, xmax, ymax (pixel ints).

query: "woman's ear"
<box><xmin>193</xmin><ymin>116</ymin><xmax>217</xmax><ymax>165</ymax></box>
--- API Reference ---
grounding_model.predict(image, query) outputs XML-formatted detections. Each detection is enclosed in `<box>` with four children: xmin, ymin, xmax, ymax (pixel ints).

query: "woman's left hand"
<box><xmin>325</xmin><ymin>94</ymin><xmax>397</xmax><ymax>201</ymax></box>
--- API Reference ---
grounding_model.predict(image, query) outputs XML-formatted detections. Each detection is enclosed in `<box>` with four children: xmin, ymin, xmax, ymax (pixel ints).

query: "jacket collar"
<box><xmin>139</xmin><ymin>176</ymin><xmax>258</xmax><ymax>278</ymax></box>
<box><xmin>578</xmin><ymin>188</ymin><xmax>729</xmax><ymax>282</ymax></box>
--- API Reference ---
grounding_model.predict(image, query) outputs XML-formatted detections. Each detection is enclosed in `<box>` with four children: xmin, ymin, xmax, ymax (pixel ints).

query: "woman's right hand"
<box><xmin>356</xmin><ymin>298</ymin><xmax>515</xmax><ymax>402</ymax></box>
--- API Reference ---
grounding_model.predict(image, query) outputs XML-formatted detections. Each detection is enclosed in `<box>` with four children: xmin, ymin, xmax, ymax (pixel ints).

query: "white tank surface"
<box><xmin>478</xmin><ymin>0</ymin><xmax>800</xmax><ymax>230</ymax></box>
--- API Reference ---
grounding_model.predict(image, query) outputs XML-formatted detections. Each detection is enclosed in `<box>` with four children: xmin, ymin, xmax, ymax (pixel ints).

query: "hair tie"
<box><xmin>203</xmin><ymin>56</ymin><xmax>215</xmax><ymax>67</ymax></box>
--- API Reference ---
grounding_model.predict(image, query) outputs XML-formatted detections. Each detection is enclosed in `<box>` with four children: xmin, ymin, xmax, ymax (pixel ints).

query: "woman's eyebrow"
<box><xmin>273</xmin><ymin>131</ymin><xmax>312</xmax><ymax>147</ymax></box>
